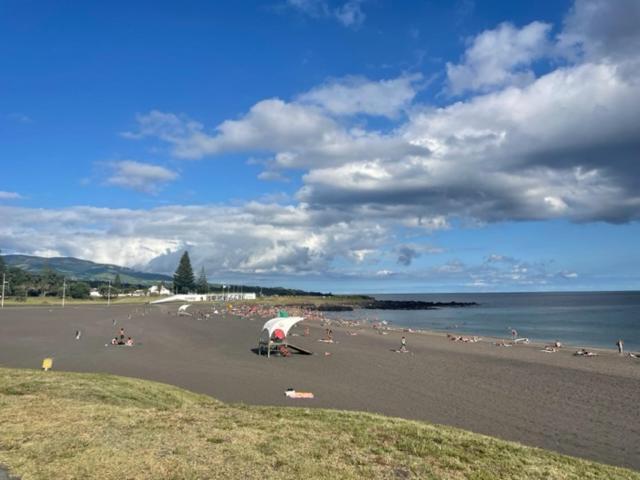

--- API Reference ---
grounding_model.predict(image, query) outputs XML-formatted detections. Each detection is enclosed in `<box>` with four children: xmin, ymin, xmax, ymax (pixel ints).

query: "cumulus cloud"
<box><xmin>558</xmin><ymin>0</ymin><xmax>640</xmax><ymax>63</ymax></box>
<box><xmin>105</xmin><ymin>161</ymin><xmax>178</xmax><ymax>193</ymax></box>
<box><xmin>0</xmin><ymin>203</ymin><xmax>389</xmax><ymax>277</ymax></box>
<box><xmin>297</xmin><ymin>74</ymin><xmax>422</xmax><ymax>117</ymax></box>
<box><xmin>446</xmin><ymin>21</ymin><xmax>552</xmax><ymax>95</ymax></box>
<box><xmin>121</xmin><ymin>0</ymin><xmax>640</xmax><ymax>242</ymax></box>
<box><xmin>286</xmin><ymin>0</ymin><xmax>366</xmax><ymax>28</ymax></box>
<box><xmin>0</xmin><ymin>191</ymin><xmax>23</xmax><ymax>200</ymax></box>
<box><xmin>125</xmin><ymin>98</ymin><xmax>427</xmax><ymax>169</ymax></box>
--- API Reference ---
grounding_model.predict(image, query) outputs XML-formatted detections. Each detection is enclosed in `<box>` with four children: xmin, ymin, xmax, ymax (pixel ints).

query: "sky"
<box><xmin>1</xmin><ymin>0</ymin><xmax>639</xmax><ymax>293</ymax></box>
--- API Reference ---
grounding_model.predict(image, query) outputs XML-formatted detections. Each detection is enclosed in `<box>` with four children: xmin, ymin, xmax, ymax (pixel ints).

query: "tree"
<box><xmin>39</xmin><ymin>266</ymin><xmax>62</xmax><ymax>297</ymax></box>
<box><xmin>173</xmin><ymin>252</ymin><xmax>195</xmax><ymax>294</ymax></box>
<box><xmin>114</xmin><ymin>273</ymin><xmax>122</xmax><ymax>290</ymax></box>
<box><xmin>196</xmin><ymin>267</ymin><xmax>209</xmax><ymax>294</ymax></box>
<box><xmin>0</xmin><ymin>249</ymin><xmax>5</xmax><ymax>274</ymax></box>
<box><xmin>99</xmin><ymin>284</ymin><xmax>117</xmax><ymax>299</ymax></box>
<box><xmin>69</xmin><ymin>282</ymin><xmax>90</xmax><ymax>299</ymax></box>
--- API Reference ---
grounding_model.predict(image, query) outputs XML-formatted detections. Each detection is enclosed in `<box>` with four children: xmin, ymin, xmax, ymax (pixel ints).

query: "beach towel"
<box><xmin>285</xmin><ymin>389</ymin><xmax>314</xmax><ymax>399</ymax></box>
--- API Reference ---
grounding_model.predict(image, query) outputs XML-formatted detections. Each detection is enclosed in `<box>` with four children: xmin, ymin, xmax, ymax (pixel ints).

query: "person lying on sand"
<box><xmin>111</xmin><ymin>337</ymin><xmax>118</xmax><ymax>345</ymax></box>
<box><xmin>448</xmin><ymin>334</ymin><xmax>480</xmax><ymax>343</ymax></box>
<box><xmin>494</xmin><ymin>341</ymin><xmax>512</xmax><ymax>347</ymax></box>
<box><xmin>574</xmin><ymin>348</ymin><xmax>598</xmax><ymax>357</ymax></box>
<box><xmin>126</xmin><ymin>337</ymin><xmax>134</xmax><ymax>346</ymax></box>
<box><xmin>541</xmin><ymin>346</ymin><xmax>557</xmax><ymax>353</ymax></box>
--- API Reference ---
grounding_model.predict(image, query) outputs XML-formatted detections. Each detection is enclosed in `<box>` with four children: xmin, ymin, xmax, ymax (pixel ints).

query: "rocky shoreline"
<box><xmin>312</xmin><ymin>299</ymin><xmax>478</xmax><ymax>311</ymax></box>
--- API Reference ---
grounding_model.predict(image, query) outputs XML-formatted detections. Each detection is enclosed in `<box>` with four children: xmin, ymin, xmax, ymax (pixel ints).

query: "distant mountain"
<box><xmin>2</xmin><ymin>254</ymin><xmax>172</xmax><ymax>285</ymax></box>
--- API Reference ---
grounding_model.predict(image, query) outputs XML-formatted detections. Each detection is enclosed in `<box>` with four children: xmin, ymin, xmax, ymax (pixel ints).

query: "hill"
<box><xmin>1</xmin><ymin>254</ymin><xmax>330</xmax><ymax>296</ymax></box>
<box><xmin>0</xmin><ymin>367</ymin><xmax>636</xmax><ymax>480</ymax></box>
<box><xmin>2</xmin><ymin>254</ymin><xmax>172</xmax><ymax>285</ymax></box>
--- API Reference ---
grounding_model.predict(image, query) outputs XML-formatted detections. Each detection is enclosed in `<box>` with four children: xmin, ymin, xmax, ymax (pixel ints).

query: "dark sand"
<box><xmin>0</xmin><ymin>304</ymin><xmax>638</xmax><ymax>470</ymax></box>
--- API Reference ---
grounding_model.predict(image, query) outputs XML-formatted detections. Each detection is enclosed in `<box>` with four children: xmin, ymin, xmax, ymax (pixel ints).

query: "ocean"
<box><xmin>326</xmin><ymin>291</ymin><xmax>640</xmax><ymax>351</ymax></box>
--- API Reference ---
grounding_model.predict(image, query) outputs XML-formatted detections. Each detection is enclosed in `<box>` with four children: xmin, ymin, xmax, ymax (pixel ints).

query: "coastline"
<box><xmin>0</xmin><ymin>303</ymin><xmax>638</xmax><ymax>470</ymax></box>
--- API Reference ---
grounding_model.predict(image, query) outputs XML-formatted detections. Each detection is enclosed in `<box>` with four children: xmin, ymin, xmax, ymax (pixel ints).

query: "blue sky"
<box><xmin>1</xmin><ymin>0</ymin><xmax>639</xmax><ymax>293</ymax></box>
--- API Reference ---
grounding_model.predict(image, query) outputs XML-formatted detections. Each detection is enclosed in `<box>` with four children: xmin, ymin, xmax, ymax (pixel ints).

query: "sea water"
<box><xmin>326</xmin><ymin>291</ymin><xmax>640</xmax><ymax>351</ymax></box>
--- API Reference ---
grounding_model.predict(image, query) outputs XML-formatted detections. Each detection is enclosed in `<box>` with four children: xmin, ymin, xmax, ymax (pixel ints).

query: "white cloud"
<box><xmin>558</xmin><ymin>0</ymin><xmax>640</xmax><ymax>63</ymax></box>
<box><xmin>297</xmin><ymin>74</ymin><xmax>422</xmax><ymax>117</ymax></box>
<box><xmin>105</xmin><ymin>161</ymin><xmax>178</xmax><ymax>194</ymax></box>
<box><xmin>123</xmin><ymin>0</ymin><xmax>640</xmax><ymax>230</ymax></box>
<box><xmin>0</xmin><ymin>191</ymin><xmax>23</xmax><ymax>200</ymax></box>
<box><xmin>286</xmin><ymin>0</ymin><xmax>366</xmax><ymax>28</ymax></box>
<box><xmin>334</xmin><ymin>0</ymin><xmax>365</xmax><ymax>28</ymax></box>
<box><xmin>126</xmin><ymin>97</ymin><xmax>426</xmax><ymax>168</ymax></box>
<box><xmin>446</xmin><ymin>21</ymin><xmax>552</xmax><ymax>95</ymax></box>
<box><xmin>0</xmin><ymin>203</ymin><xmax>389</xmax><ymax>276</ymax></box>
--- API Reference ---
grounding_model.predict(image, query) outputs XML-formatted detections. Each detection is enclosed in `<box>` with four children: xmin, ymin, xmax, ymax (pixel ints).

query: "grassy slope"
<box><xmin>3</xmin><ymin>255</ymin><xmax>171</xmax><ymax>284</ymax></box>
<box><xmin>0</xmin><ymin>368</ymin><xmax>637</xmax><ymax>480</ymax></box>
<box><xmin>0</xmin><ymin>296</ymin><xmax>151</xmax><ymax>306</ymax></box>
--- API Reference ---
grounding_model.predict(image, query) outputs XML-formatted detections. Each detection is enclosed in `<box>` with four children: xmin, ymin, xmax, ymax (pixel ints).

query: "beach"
<box><xmin>0</xmin><ymin>303</ymin><xmax>638</xmax><ymax>471</ymax></box>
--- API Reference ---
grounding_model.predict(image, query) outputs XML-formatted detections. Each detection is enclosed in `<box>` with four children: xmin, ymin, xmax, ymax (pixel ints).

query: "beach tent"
<box><xmin>258</xmin><ymin>316</ymin><xmax>304</xmax><ymax>358</ymax></box>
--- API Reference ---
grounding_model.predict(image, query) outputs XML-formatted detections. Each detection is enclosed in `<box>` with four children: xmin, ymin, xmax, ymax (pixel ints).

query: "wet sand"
<box><xmin>0</xmin><ymin>304</ymin><xmax>638</xmax><ymax>470</ymax></box>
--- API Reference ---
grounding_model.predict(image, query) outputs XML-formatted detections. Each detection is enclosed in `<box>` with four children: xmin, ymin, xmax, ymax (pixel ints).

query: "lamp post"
<box><xmin>107</xmin><ymin>280</ymin><xmax>111</xmax><ymax>307</ymax></box>
<box><xmin>62</xmin><ymin>278</ymin><xmax>66</xmax><ymax>308</ymax></box>
<box><xmin>1</xmin><ymin>273</ymin><xmax>7</xmax><ymax>308</ymax></box>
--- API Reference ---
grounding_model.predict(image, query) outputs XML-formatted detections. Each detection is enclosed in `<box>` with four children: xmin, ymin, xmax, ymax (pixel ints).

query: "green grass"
<box><xmin>0</xmin><ymin>368</ymin><xmax>637</xmax><ymax>479</ymax></box>
<box><xmin>0</xmin><ymin>296</ymin><xmax>151</xmax><ymax>306</ymax></box>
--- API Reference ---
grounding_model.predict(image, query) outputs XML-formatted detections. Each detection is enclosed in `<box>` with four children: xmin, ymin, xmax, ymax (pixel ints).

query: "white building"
<box><xmin>151</xmin><ymin>292</ymin><xmax>256</xmax><ymax>304</ymax></box>
<box><xmin>148</xmin><ymin>285</ymin><xmax>172</xmax><ymax>296</ymax></box>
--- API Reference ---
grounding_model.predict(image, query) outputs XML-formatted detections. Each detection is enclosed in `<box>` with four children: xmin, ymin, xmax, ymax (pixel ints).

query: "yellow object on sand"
<box><xmin>42</xmin><ymin>358</ymin><xmax>53</xmax><ymax>371</ymax></box>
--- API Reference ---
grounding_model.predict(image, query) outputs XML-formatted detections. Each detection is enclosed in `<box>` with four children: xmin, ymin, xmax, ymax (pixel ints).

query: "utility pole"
<box><xmin>1</xmin><ymin>273</ymin><xmax>7</xmax><ymax>308</ymax></box>
<box><xmin>107</xmin><ymin>280</ymin><xmax>111</xmax><ymax>307</ymax></box>
<box><xmin>62</xmin><ymin>278</ymin><xmax>66</xmax><ymax>308</ymax></box>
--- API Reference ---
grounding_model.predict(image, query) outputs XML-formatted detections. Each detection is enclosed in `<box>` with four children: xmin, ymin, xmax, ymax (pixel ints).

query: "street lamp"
<box><xmin>1</xmin><ymin>272</ymin><xmax>8</xmax><ymax>308</ymax></box>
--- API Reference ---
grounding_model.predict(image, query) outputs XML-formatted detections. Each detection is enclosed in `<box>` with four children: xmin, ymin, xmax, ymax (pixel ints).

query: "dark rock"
<box><xmin>362</xmin><ymin>300</ymin><xmax>477</xmax><ymax>310</ymax></box>
<box><xmin>315</xmin><ymin>305</ymin><xmax>354</xmax><ymax>312</ymax></box>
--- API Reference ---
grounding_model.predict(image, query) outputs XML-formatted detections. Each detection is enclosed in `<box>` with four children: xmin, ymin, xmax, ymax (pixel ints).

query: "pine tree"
<box><xmin>196</xmin><ymin>266</ymin><xmax>209</xmax><ymax>294</ymax></box>
<box><xmin>114</xmin><ymin>273</ymin><xmax>122</xmax><ymax>290</ymax></box>
<box><xmin>173</xmin><ymin>252</ymin><xmax>195</xmax><ymax>294</ymax></box>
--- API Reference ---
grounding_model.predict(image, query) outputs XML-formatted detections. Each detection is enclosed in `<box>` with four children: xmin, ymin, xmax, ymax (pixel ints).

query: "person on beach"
<box><xmin>400</xmin><ymin>336</ymin><xmax>408</xmax><ymax>352</ymax></box>
<box><xmin>111</xmin><ymin>337</ymin><xmax>118</xmax><ymax>345</ymax></box>
<box><xmin>323</xmin><ymin>328</ymin><xmax>333</xmax><ymax>341</ymax></box>
<box><xmin>616</xmin><ymin>339</ymin><xmax>624</xmax><ymax>355</ymax></box>
<box><xmin>511</xmin><ymin>328</ymin><xmax>518</xmax><ymax>339</ymax></box>
<box><xmin>75</xmin><ymin>330</ymin><xmax>81</xmax><ymax>340</ymax></box>
<box><xmin>126</xmin><ymin>337</ymin><xmax>134</xmax><ymax>346</ymax></box>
